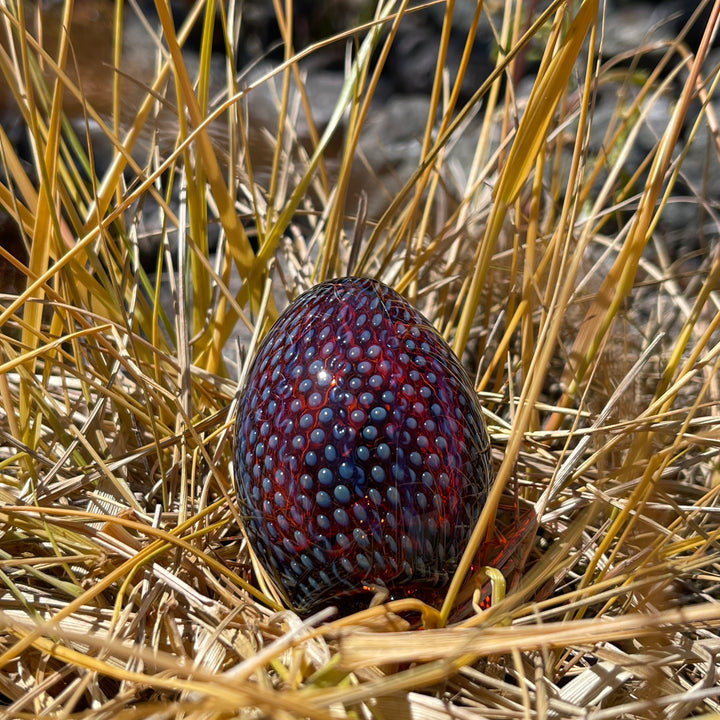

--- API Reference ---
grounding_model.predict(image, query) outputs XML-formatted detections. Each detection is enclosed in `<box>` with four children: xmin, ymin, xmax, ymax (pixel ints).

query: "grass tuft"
<box><xmin>0</xmin><ymin>0</ymin><xmax>719</xmax><ymax>716</ymax></box>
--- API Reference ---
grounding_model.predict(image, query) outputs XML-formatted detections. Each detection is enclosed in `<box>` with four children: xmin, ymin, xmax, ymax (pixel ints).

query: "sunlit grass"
<box><xmin>0</xmin><ymin>0</ymin><xmax>719</xmax><ymax>716</ymax></box>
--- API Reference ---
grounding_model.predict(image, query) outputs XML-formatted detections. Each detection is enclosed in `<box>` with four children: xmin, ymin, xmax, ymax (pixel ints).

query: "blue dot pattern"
<box><xmin>234</xmin><ymin>277</ymin><xmax>493</xmax><ymax>613</ymax></box>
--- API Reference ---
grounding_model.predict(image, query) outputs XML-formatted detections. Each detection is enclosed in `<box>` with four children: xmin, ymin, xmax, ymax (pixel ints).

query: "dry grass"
<box><xmin>1</xmin><ymin>0</ymin><xmax>719</xmax><ymax>717</ymax></box>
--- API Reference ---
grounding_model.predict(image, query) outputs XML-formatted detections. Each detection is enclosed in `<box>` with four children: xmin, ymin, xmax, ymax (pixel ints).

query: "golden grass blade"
<box><xmin>0</xmin><ymin>120</ymin><xmax>37</xmax><ymax>216</ymax></box>
<box><xmin>0</xmin><ymin>501</ymin><xmax>281</xmax><ymax>670</ymax></box>
<box><xmin>0</xmin><ymin>324</ymin><xmax>112</xmax><ymax>376</ymax></box>
<box><xmin>17</xmin><ymin>0</ymin><xmax>74</xmax><ymax>435</ymax></box>
<box><xmin>337</xmin><ymin>603</ymin><xmax>720</xmax><ymax>670</ymax></box>
<box><xmin>319</xmin><ymin>0</ymin><xmax>411</xmax><ymax>279</ymax></box>
<box><xmin>185</xmin><ymin>0</ymin><xmax>217</xmax><ymax>344</ymax></box>
<box><xmin>584</xmin><ymin>347</ymin><xmax>720</xmax><ymax>608</ymax></box>
<box><xmin>0</xmin><ymin>179</ymin><xmax>34</xmax><ymax>236</ymax></box>
<box><xmin>440</xmin><ymin>0</ymin><xmax>602</xmax><ymax>627</ymax></box>
<box><xmin>495</xmin><ymin>0</ymin><xmax>600</xmax><ymax>208</ymax></box>
<box><xmin>453</xmin><ymin>0</ymin><xmax>599</xmax><ymax>357</ymax></box>
<box><xmin>384</xmin><ymin>0</ymin><xmax>467</xmax><ymax>268</ymax></box>
<box><xmin>152</xmin><ymin>0</ymin><xmax>256</xmax><ymax>311</ymax></box>
<box><xmin>559</xmin><ymin>0</ymin><xmax>720</xmax><ymax>412</ymax></box>
<box><xmin>266</xmin><ymin>0</ymin><xmax>293</xmax><ymax>223</ymax></box>
<box><xmin>354</xmin><ymin>0</ymin><xmax>568</xmax><ymax>279</ymax></box>
<box><xmin>0</xmin><ymin>611</ymin><xmax>335</xmax><ymax>718</ymax></box>
<box><xmin>80</xmin><ymin>0</ymin><xmax>202</xmax><ymax>231</ymax></box>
